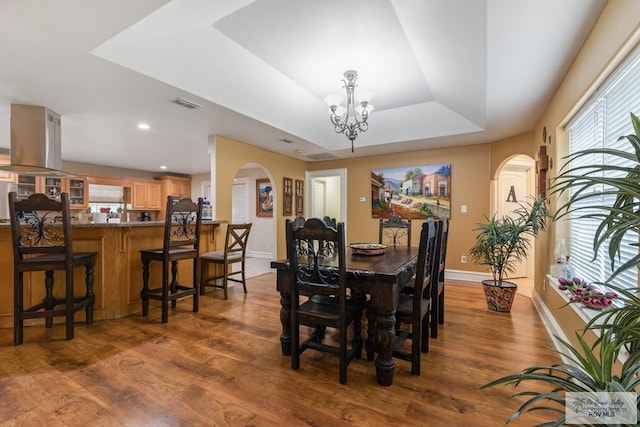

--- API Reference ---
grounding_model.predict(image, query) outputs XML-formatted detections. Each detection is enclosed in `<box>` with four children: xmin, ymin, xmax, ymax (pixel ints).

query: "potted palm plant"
<box><xmin>469</xmin><ymin>195</ymin><xmax>548</xmax><ymax>312</ymax></box>
<box><xmin>482</xmin><ymin>113</ymin><xmax>640</xmax><ymax>424</ymax></box>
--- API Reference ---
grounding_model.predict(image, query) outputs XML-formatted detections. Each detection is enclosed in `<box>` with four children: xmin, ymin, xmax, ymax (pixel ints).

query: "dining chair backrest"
<box><xmin>322</xmin><ymin>216</ymin><xmax>337</xmax><ymax>228</ymax></box>
<box><xmin>429</xmin><ymin>219</ymin><xmax>443</xmax><ymax>296</ymax></box>
<box><xmin>413</xmin><ymin>218</ymin><xmax>438</xmax><ymax>315</ymax></box>
<box><xmin>285</xmin><ymin>216</ymin><xmax>306</xmax><ymax>259</ymax></box>
<box><xmin>438</xmin><ymin>217</ymin><xmax>449</xmax><ymax>283</ymax></box>
<box><xmin>287</xmin><ymin>217</ymin><xmax>345</xmax><ymax>300</ymax></box>
<box><xmin>379</xmin><ymin>213</ymin><xmax>412</xmax><ymax>248</ymax></box>
<box><xmin>429</xmin><ymin>217</ymin><xmax>449</xmax><ymax>338</ymax></box>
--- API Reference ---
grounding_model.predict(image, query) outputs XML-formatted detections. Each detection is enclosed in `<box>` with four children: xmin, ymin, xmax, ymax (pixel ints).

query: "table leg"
<box><xmin>375</xmin><ymin>309</ymin><xmax>396</xmax><ymax>386</ymax></box>
<box><xmin>279</xmin><ymin>292</ymin><xmax>291</xmax><ymax>356</ymax></box>
<box><xmin>365</xmin><ymin>306</ymin><xmax>376</xmax><ymax>361</ymax></box>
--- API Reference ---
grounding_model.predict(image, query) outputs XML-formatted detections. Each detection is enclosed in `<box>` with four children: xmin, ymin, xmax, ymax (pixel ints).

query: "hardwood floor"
<box><xmin>0</xmin><ymin>275</ymin><xmax>560</xmax><ymax>426</ymax></box>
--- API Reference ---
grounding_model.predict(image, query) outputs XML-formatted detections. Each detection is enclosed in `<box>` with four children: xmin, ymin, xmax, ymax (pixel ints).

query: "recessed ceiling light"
<box><xmin>137</xmin><ymin>123</ymin><xmax>150</xmax><ymax>130</ymax></box>
<box><xmin>160</xmin><ymin>165</ymin><xmax>167</xmax><ymax>170</ymax></box>
<box><xmin>280</xmin><ymin>138</ymin><xmax>296</xmax><ymax>144</ymax></box>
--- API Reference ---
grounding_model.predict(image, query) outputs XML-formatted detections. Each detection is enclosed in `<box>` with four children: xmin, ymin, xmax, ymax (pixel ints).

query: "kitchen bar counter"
<box><xmin>0</xmin><ymin>220</ymin><xmax>222</xmax><ymax>228</ymax></box>
<box><xmin>0</xmin><ymin>220</ymin><xmax>226</xmax><ymax>328</ymax></box>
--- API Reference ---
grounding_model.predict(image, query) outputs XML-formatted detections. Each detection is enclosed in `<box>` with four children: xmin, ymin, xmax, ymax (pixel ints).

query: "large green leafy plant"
<box><xmin>469</xmin><ymin>195</ymin><xmax>548</xmax><ymax>286</ymax></box>
<box><xmin>483</xmin><ymin>113</ymin><xmax>640</xmax><ymax>425</ymax></box>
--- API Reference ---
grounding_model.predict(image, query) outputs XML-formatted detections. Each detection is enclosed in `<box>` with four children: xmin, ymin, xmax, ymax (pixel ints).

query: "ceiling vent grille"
<box><xmin>306</xmin><ymin>152</ymin><xmax>340</xmax><ymax>160</ymax></box>
<box><xmin>170</xmin><ymin>97</ymin><xmax>202</xmax><ymax>109</ymax></box>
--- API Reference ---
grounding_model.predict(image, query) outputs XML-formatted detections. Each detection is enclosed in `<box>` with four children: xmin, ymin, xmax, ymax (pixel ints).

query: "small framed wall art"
<box><xmin>295</xmin><ymin>179</ymin><xmax>304</xmax><ymax>215</ymax></box>
<box><xmin>283</xmin><ymin>177</ymin><xmax>293</xmax><ymax>216</ymax></box>
<box><xmin>256</xmin><ymin>178</ymin><xmax>273</xmax><ymax>217</ymax></box>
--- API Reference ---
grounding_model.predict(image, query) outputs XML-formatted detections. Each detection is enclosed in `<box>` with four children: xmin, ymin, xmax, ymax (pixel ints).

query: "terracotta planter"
<box><xmin>482</xmin><ymin>280</ymin><xmax>517</xmax><ymax>312</ymax></box>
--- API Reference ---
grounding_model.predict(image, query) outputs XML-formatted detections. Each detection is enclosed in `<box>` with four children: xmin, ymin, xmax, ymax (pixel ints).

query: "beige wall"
<box><xmin>214</xmin><ymin>135</ymin><xmax>308</xmax><ymax>257</ymax></box>
<box><xmin>490</xmin><ymin>132</ymin><xmax>534</xmax><ymax>179</ymax></box>
<box><xmin>234</xmin><ymin>167</ymin><xmax>275</xmax><ymax>257</ymax></box>
<box><xmin>308</xmin><ymin>143</ymin><xmax>494</xmax><ymax>273</ymax></box>
<box><xmin>213</xmin><ymin>132</ymin><xmax>540</xmax><ymax>275</ymax></box>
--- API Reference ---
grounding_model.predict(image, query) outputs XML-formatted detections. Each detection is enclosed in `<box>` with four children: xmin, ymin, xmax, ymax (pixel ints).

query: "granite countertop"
<box><xmin>0</xmin><ymin>220</ymin><xmax>227</xmax><ymax>228</ymax></box>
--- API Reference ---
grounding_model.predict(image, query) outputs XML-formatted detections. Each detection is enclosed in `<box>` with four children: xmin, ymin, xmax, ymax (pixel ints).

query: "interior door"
<box><xmin>498</xmin><ymin>159</ymin><xmax>534</xmax><ymax>278</ymax></box>
<box><xmin>232</xmin><ymin>178</ymin><xmax>249</xmax><ymax>224</ymax></box>
<box><xmin>312</xmin><ymin>180</ymin><xmax>325</xmax><ymax>218</ymax></box>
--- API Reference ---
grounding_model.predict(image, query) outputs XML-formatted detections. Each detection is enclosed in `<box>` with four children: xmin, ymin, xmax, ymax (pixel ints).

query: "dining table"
<box><xmin>270</xmin><ymin>246</ymin><xmax>420</xmax><ymax>386</ymax></box>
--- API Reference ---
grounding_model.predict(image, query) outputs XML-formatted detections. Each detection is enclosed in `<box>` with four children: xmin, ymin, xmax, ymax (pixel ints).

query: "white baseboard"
<box><xmin>531</xmin><ymin>288</ymin><xmax>572</xmax><ymax>364</ymax></box>
<box><xmin>445</xmin><ymin>269</ymin><xmax>490</xmax><ymax>283</ymax></box>
<box><xmin>246</xmin><ymin>251</ymin><xmax>273</xmax><ymax>259</ymax></box>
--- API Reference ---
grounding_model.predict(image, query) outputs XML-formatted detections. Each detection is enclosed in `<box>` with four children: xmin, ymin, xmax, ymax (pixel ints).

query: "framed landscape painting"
<box><xmin>371</xmin><ymin>164</ymin><xmax>451</xmax><ymax>219</ymax></box>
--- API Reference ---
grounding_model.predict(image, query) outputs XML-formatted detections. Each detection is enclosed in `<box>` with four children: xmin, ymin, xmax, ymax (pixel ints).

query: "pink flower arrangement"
<box><xmin>557</xmin><ymin>276</ymin><xmax>617</xmax><ymax>309</ymax></box>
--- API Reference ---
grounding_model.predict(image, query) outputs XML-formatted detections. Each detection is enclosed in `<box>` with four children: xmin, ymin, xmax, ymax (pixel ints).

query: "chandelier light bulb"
<box><xmin>324</xmin><ymin>93</ymin><xmax>343</xmax><ymax>107</ymax></box>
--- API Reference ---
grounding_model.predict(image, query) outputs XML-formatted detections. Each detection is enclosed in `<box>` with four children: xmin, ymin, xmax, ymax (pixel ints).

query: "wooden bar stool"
<box><xmin>140</xmin><ymin>196</ymin><xmax>203</xmax><ymax>323</ymax></box>
<box><xmin>9</xmin><ymin>192</ymin><xmax>97</xmax><ymax>346</ymax></box>
<box><xmin>200</xmin><ymin>223</ymin><xmax>252</xmax><ymax>300</ymax></box>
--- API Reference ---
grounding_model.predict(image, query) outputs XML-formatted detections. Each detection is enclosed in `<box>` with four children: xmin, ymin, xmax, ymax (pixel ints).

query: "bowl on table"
<box><xmin>350</xmin><ymin>243</ymin><xmax>388</xmax><ymax>256</ymax></box>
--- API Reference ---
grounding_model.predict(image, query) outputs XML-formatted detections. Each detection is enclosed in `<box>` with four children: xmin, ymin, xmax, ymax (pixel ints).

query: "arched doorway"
<box><xmin>493</xmin><ymin>154</ymin><xmax>537</xmax><ymax>297</ymax></box>
<box><xmin>231</xmin><ymin>162</ymin><xmax>276</xmax><ymax>279</ymax></box>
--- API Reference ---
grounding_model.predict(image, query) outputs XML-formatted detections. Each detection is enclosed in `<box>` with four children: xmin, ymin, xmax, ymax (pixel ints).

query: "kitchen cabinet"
<box><xmin>15</xmin><ymin>175</ymin><xmax>88</xmax><ymax>207</ymax></box>
<box><xmin>67</xmin><ymin>177</ymin><xmax>88</xmax><ymax>209</ymax></box>
<box><xmin>131</xmin><ymin>180</ymin><xmax>162</xmax><ymax>210</ymax></box>
<box><xmin>43</xmin><ymin>177</ymin><xmax>64</xmax><ymax>200</ymax></box>
<box><xmin>156</xmin><ymin>175</ymin><xmax>191</xmax><ymax>197</ymax></box>
<box><xmin>156</xmin><ymin>175</ymin><xmax>192</xmax><ymax>221</ymax></box>
<box><xmin>16</xmin><ymin>175</ymin><xmax>37</xmax><ymax>200</ymax></box>
<box><xmin>148</xmin><ymin>182</ymin><xmax>161</xmax><ymax>209</ymax></box>
<box><xmin>0</xmin><ymin>155</ymin><xmax>16</xmax><ymax>183</ymax></box>
<box><xmin>17</xmin><ymin>176</ymin><xmax>63</xmax><ymax>201</ymax></box>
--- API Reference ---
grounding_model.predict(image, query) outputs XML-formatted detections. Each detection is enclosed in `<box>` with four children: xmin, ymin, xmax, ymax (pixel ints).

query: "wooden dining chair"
<box><xmin>140</xmin><ymin>196</ymin><xmax>203</xmax><ymax>323</ymax></box>
<box><xmin>9</xmin><ymin>192</ymin><xmax>97</xmax><ymax>345</ymax></box>
<box><xmin>431</xmin><ymin>217</ymin><xmax>449</xmax><ymax>338</ymax></box>
<box><xmin>288</xmin><ymin>217</ymin><xmax>365</xmax><ymax>384</ymax></box>
<box><xmin>200</xmin><ymin>223</ymin><xmax>252</xmax><ymax>299</ymax></box>
<box><xmin>379</xmin><ymin>213</ymin><xmax>412</xmax><ymax>248</ymax></box>
<box><xmin>393</xmin><ymin>218</ymin><xmax>438</xmax><ymax>375</ymax></box>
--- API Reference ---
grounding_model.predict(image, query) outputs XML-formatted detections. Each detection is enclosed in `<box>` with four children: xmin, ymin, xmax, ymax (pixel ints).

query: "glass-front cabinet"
<box><xmin>68</xmin><ymin>177</ymin><xmax>88</xmax><ymax>209</ymax></box>
<box><xmin>16</xmin><ymin>175</ymin><xmax>37</xmax><ymax>200</ymax></box>
<box><xmin>43</xmin><ymin>177</ymin><xmax>63</xmax><ymax>200</ymax></box>
<box><xmin>15</xmin><ymin>176</ymin><xmax>88</xmax><ymax>208</ymax></box>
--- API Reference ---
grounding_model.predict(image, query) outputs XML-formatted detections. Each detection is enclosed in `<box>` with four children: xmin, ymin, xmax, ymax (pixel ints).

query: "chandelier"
<box><xmin>325</xmin><ymin>70</ymin><xmax>373</xmax><ymax>152</ymax></box>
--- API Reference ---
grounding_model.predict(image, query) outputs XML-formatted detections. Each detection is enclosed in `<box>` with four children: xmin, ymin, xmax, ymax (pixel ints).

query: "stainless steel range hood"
<box><xmin>0</xmin><ymin>104</ymin><xmax>73</xmax><ymax>176</ymax></box>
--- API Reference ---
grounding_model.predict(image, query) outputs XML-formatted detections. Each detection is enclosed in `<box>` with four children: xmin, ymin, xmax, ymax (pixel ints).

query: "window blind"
<box><xmin>565</xmin><ymin>49</ymin><xmax>640</xmax><ymax>289</ymax></box>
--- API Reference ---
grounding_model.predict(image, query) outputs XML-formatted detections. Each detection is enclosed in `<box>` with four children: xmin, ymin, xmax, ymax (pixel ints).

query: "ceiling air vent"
<box><xmin>170</xmin><ymin>97</ymin><xmax>202</xmax><ymax>110</ymax></box>
<box><xmin>306</xmin><ymin>152</ymin><xmax>340</xmax><ymax>161</ymax></box>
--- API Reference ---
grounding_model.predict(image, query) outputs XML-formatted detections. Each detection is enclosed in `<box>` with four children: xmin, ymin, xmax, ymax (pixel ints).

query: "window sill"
<box><xmin>546</xmin><ymin>274</ymin><xmax>609</xmax><ymax>326</ymax></box>
<box><xmin>546</xmin><ymin>274</ymin><xmax>629</xmax><ymax>363</ymax></box>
